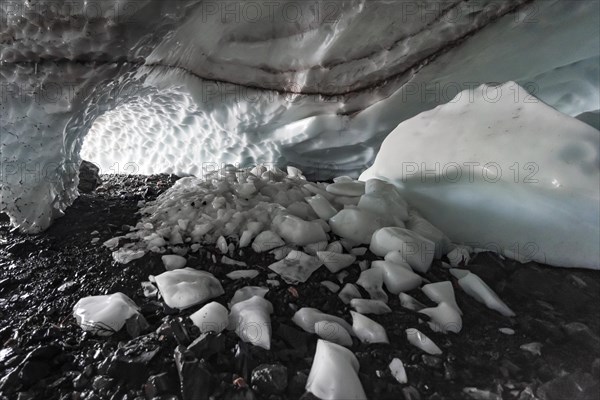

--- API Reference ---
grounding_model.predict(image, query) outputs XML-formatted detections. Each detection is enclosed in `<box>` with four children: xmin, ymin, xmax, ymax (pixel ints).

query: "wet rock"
<box><xmin>92</xmin><ymin>375</ymin><xmax>114</xmax><ymax>391</ymax></box>
<box><xmin>287</xmin><ymin>370</ymin><xmax>309</xmax><ymax>396</ymax></box>
<box><xmin>174</xmin><ymin>346</ymin><xmax>212</xmax><ymax>400</ymax></box>
<box><xmin>537</xmin><ymin>371</ymin><xmax>598</xmax><ymax>400</ymax></box>
<box><xmin>125</xmin><ymin>313</ymin><xmax>149</xmax><ymax>338</ymax></box>
<box><xmin>72</xmin><ymin>373</ymin><xmax>88</xmax><ymax>390</ymax></box>
<box><xmin>563</xmin><ymin>322</ymin><xmax>600</xmax><ymax>351</ymax></box>
<box><xmin>19</xmin><ymin>360</ymin><xmax>50</xmax><ymax>386</ymax></box>
<box><xmin>251</xmin><ymin>363</ymin><xmax>288</xmax><ymax>394</ymax></box>
<box><xmin>187</xmin><ymin>332</ymin><xmax>225</xmax><ymax>360</ymax></box>
<box><xmin>144</xmin><ymin>372</ymin><xmax>176</xmax><ymax>398</ymax></box>
<box><xmin>78</xmin><ymin>161</ymin><xmax>102</xmax><ymax>193</ymax></box>
<box><xmin>0</xmin><ymin>368</ymin><xmax>20</xmax><ymax>392</ymax></box>
<box><xmin>170</xmin><ymin>318</ymin><xmax>192</xmax><ymax>346</ymax></box>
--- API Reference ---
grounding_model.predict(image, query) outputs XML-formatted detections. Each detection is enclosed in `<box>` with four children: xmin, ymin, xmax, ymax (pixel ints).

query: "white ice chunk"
<box><xmin>350</xmin><ymin>311</ymin><xmax>389</xmax><ymax>344</ymax></box>
<box><xmin>226</xmin><ymin>270</ymin><xmax>260</xmax><ymax>280</ymax></box>
<box><xmin>447</xmin><ymin>245</ymin><xmax>471</xmax><ymax>267</ymax></box>
<box><xmin>161</xmin><ymin>254</ymin><xmax>187</xmax><ymax>271</ymax></box>
<box><xmin>103</xmin><ymin>237</ymin><xmax>120</xmax><ymax>250</ymax></box>
<box><xmin>370</xmin><ymin>227</ymin><xmax>435</xmax><ymax>273</ymax></box>
<box><xmin>268</xmin><ymin>250</ymin><xmax>323</xmax><ymax>284</ymax></box>
<box><xmin>406</xmin><ymin>210</ymin><xmax>451</xmax><ymax>259</ymax></box>
<box><xmin>350</xmin><ymin>299</ymin><xmax>391</xmax><ymax>315</ymax></box>
<box><xmin>272</xmin><ymin>214</ymin><xmax>327</xmax><ymax>245</ymax></box>
<box><xmin>357</xmin><ymin>188</ymin><xmax>408</xmax><ymax>227</ymax></box>
<box><xmin>406</xmin><ymin>328</ymin><xmax>442</xmax><ymax>355</ymax></box>
<box><xmin>419</xmin><ymin>302</ymin><xmax>463</xmax><ymax>333</ymax></box>
<box><xmin>217</xmin><ymin>236</ymin><xmax>228</xmax><ymax>254</ymax></box>
<box><xmin>154</xmin><ymin>268</ymin><xmax>224</xmax><ymax>310</ymax></box>
<box><xmin>399</xmin><ymin>293</ymin><xmax>427</xmax><ymax>311</ymax></box>
<box><xmin>306</xmin><ymin>340</ymin><xmax>367</xmax><ymax>400</ymax></box>
<box><xmin>229</xmin><ymin>286</ymin><xmax>269</xmax><ymax>307</ymax></box>
<box><xmin>421</xmin><ymin>281</ymin><xmax>462</xmax><ymax>315</ymax></box>
<box><xmin>221</xmin><ymin>256</ymin><xmax>247</xmax><ymax>267</ymax></box>
<box><xmin>383</xmin><ymin>252</ymin><xmax>413</xmax><ymax>271</ymax></box>
<box><xmin>314</xmin><ymin>321</ymin><xmax>353</xmax><ymax>347</ymax></box>
<box><xmin>306</xmin><ymin>194</ymin><xmax>338</xmax><ymax>221</ymax></box>
<box><xmin>112</xmin><ymin>248</ymin><xmax>145</xmax><ymax>264</ymax></box>
<box><xmin>73</xmin><ymin>293</ymin><xmax>140</xmax><ymax>336</ymax></box>
<box><xmin>317</xmin><ymin>251</ymin><xmax>356</xmax><ymax>273</ymax></box>
<box><xmin>292</xmin><ymin>308</ymin><xmax>353</xmax><ymax>336</ymax></box>
<box><xmin>329</xmin><ymin>208</ymin><xmax>384</xmax><ymax>245</ymax></box>
<box><xmin>389</xmin><ymin>358</ymin><xmax>408</xmax><ymax>384</ymax></box>
<box><xmin>252</xmin><ymin>230</ymin><xmax>285</xmax><ymax>253</ymax></box>
<box><xmin>450</xmin><ymin>269</ymin><xmax>515</xmax><ymax>317</ymax></box>
<box><xmin>325</xmin><ymin>241</ymin><xmax>344</xmax><ymax>253</ymax></box>
<box><xmin>303</xmin><ymin>240</ymin><xmax>328</xmax><ymax>256</ymax></box>
<box><xmin>499</xmin><ymin>328</ymin><xmax>515</xmax><ymax>335</ymax></box>
<box><xmin>339</xmin><ymin>283</ymin><xmax>362</xmax><ymax>304</ymax></box>
<box><xmin>228</xmin><ymin>296</ymin><xmax>273</xmax><ymax>350</ymax></box>
<box><xmin>372</xmin><ymin>260</ymin><xmax>422</xmax><ymax>294</ymax></box>
<box><xmin>189</xmin><ymin>302</ymin><xmax>229</xmax><ymax>334</ymax></box>
<box><xmin>321</xmin><ymin>281</ymin><xmax>340</xmax><ymax>293</ymax></box>
<box><xmin>326</xmin><ymin>181</ymin><xmax>366</xmax><ymax>197</ymax></box>
<box><xmin>356</xmin><ymin>268</ymin><xmax>388</xmax><ymax>302</ymax></box>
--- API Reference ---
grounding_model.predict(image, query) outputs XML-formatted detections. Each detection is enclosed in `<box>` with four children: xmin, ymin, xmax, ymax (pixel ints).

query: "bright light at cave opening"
<box><xmin>80</xmin><ymin>88</ymin><xmax>239</xmax><ymax>177</ymax></box>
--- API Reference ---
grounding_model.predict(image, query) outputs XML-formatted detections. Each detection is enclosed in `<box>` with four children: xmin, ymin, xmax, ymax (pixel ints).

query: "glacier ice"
<box><xmin>0</xmin><ymin>0</ymin><xmax>598</xmax><ymax>273</ymax></box>
<box><xmin>73</xmin><ymin>293</ymin><xmax>140</xmax><ymax>336</ymax></box>
<box><xmin>361</xmin><ymin>82</ymin><xmax>599</xmax><ymax>269</ymax></box>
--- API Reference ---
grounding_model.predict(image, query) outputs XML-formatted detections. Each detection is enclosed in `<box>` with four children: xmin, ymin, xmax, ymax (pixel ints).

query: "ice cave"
<box><xmin>0</xmin><ymin>0</ymin><xmax>599</xmax><ymax>399</ymax></box>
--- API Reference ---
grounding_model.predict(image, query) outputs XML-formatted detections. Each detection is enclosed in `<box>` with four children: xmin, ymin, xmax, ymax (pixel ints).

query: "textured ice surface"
<box><xmin>314</xmin><ymin>321</ymin><xmax>353</xmax><ymax>347</ymax></box>
<box><xmin>362</xmin><ymin>82</ymin><xmax>599</xmax><ymax>268</ymax></box>
<box><xmin>350</xmin><ymin>299</ymin><xmax>391</xmax><ymax>315</ymax></box>
<box><xmin>419</xmin><ymin>302</ymin><xmax>463</xmax><ymax>334</ymax></box>
<box><xmin>292</xmin><ymin>308</ymin><xmax>353</xmax><ymax>337</ymax></box>
<box><xmin>268</xmin><ymin>250</ymin><xmax>323</xmax><ymax>284</ymax></box>
<box><xmin>306</xmin><ymin>340</ymin><xmax>366</xmax><ymax>400</ymax></box>
<box><xmin>371</xmin><ymin>260</ymin><xmax>423</xmax><ymax>294</ymax></box>
<box><xmin>317</xmin><ymin>251</ymin><xmax>356</xmax><ymax>273</ymax></box>
<box><xmin>154</xmin><ymin>268</ymin><xmax>224</xmax><ymax>310</ymax></box>
<box><xmin>161</xmin><ymin>255</ymin><xmax>187</xmax><ymax>271</ymax></box>
<box><xmin>73</xmin><ymin>293</ymin><xmax>140</xmax><ymax>336</ymax></box>
<box><xmin>229</xmin><ymin>286</ymin><xmax>269</xmax><ymax>308</ymax></box>
<box><xmin>370</xmin><ymin>228</ymin><xmax>436</xmax><ymax>273</ymax></box>
<box><xmin>329</xmin><ymin>209</ymin><xmax>384</xmax><ymax>245</ymax></box>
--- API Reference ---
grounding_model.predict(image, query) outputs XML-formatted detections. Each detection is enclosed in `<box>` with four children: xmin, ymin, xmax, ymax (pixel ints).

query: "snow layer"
<box><xmin>2</xmin><ymin>0</ymin><xmax>598</xmax><ymax>238</ymax></box>
<box><xmin>361</xmin><ymin>82</ymin><xmax>600</xmax><ymax>269</ymax></box>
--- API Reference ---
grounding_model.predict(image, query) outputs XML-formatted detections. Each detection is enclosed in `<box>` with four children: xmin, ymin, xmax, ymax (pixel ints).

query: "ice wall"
<box><xmin>1</xmin><ymin>0</ymin><xmax>599</xmax><ymax>238</ymax></box>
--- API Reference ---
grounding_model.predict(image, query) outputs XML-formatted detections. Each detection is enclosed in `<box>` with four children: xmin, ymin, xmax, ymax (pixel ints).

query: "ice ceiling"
<box><xmin>1</xmin><ymin>0</ymin><xmax>599</xmax><ymax>242</ymax></box>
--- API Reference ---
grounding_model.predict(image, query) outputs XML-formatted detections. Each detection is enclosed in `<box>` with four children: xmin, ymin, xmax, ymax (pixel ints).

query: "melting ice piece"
<box><xmin>356</xmin><ymin>268</ymin><xmax>388</xmax><ymax>302</ymax></box>
<box><xmin>350</xmin><ymin>311</ymin><xmax>389</xmax><ymax>344</ymax></box>
<box><xmin>189</xmin><ymin>302</ymin><xmax>229</xmax><ymax>334</ymax></box>
<box><xmin>217</xmin><ymin>236</ymin><xmax>228</xmax><ymax>254</ymax></box>
<box><xmin>370</xmin><ymin>227</ymin><xmax>435</xmax><ymax>273</ymax></box>
<box><xmin>499</xmin><ymin>328</ymin><xmax>515</xmax><ymax>335</ymax></box>
<box><xmin>251</xmin><ymin>230</ymin><xmax>285</xmax><ymax>253</ymax></box>
<box><xmin>329</xmin><ymin>208</ymin><xmax>384</xmax><ymax>244</ymax></box>
<box><xmin>162</xmin><ymin>255</ymin><xmax>187</xmax><ymax>271</ymax></box>
<box><xmin>339</xmin><ymin>283</ymin><xmax>363</xmax><ymax>304</ymax></box>
<box><xmin>384</xmin><ymin>252</ymin><xmax>414</xmax><ymax>271</ymax></box>
<box><xmin>226</xmin><ymin>270</ymin><xmax>260</xmax><ymax>280</ymax></box>
<box><xmin>326</xmin><ymin>241</ymin><xmax>344</xmax><ymax>253</ymax></box>
<box><xmin>73</xmin><ymin>293</ymin><xmax>140</xmax><ymax>336</ymax></box>
<box><xmin>317</xmin><ymin>251</ymin><xmax>356</xmax><ymax>273</ymax></box>
<box><xmin>326</xmin><ymin>181</ymin><xmax>366</xmax><ymax>197</ymax></box>
<box><xmin>314</xmin><ymin>321</ymin><xmax>353</xmax><ymax>347</ymax></box>
<box><xmin>154</xmin><ymin>268</ymin><xmax>224</xmax><ymax>310</ymax></box>
<box><xmin>447</xmin><ymin>245</ymin><xmax>471</xmax><ymax>267</ymax></box>
<box><xmin>112</xmin><ymin>248</ymin><xmax>145</xmax><ymax>264</ymax></box>
<box><xmin>419</xmin><ymin>302</ymin><xmax>463</xmax><ymax>333</ymax></box>
<box><xmin>268</xmin><ymin>250</ymin><xmax>323</xmax><ymax>284</ymax></box>
<box><xmin>321</xmin><ymin>281</ymin><xmax>340</xmax><ymax>293</ymax></box>
<box><xmin>450</xmin><ymin>269</ymin><xmax>515</xmax><ymax>317</ymax></box>
<box><xmin>350</xmin><ymin>299</ymin><xmax>391</xmax><ymax>315</ymax></box>
<box><xmin>406</xmin><ymin>210</ymin><xmax>451</xmax><ymax>259</ymax></box>
<box><xmin>228</xmin><ymin>296</ymin><xmax>273</xmax><ymax>350</ymax></box>
<box><xmin>399</xmin><ymin>293</ymin><xmax>427</xmax><ymax>311</ymax></box>
<box><xmin>306</xmin><ymin>194</ymin><xmax>338</xmax><ymax>221</ymax></box>
<box><xmin>372</xmin><ymin>260</ymin><xmax>422</xmax><ymax>294</ymax></box>
<box><xmin>520</xmin><ymin>342</ymin><xmax>542</xmax><ymax>356</ymax></box>
<box><xmin>406</xmin><ymin>328</ymin><xmax>442</xmax><ymax>355</ymax></box>
<box><xmin>306</xmin><ymin>339</ymin><xmax>367</xmax><ymax>400</ymax></box>
<box><xmin>103</xmin><ymin>237</ymin><xmax>120</xmax><ymax>249</ymax></box>
<box><xmin>389</xmin><ymin>358</ymin><xmax>408</xmax><ymax>384</ymax></box>
<box><xmin>272</xmin><ymin>213</ymin><xmax>327</xmax><ymax>246</ymax></box>
<box><xmin>292</xmin><ymin>308</ymin><xmax>353</xmax><ymax>336</ymax></box>
<box><xmin>357</xmin><ymin>185</ymin><xmax>408</xmax><ymax>227</ymax></box>
<box><xmin>421</xmin><ymin>281</ymin><xmax>462</xmax><ymax>314</ymax></box>
<box><xmin>221</xmin><ymin>256</ymin><xmax>247</xmax><ymax>267</ymax></box>
<box><xmin>229</xmin><ymin>286</ymin><xmax>269</xmax><ymax>307</ymax></box>
<box><xmin>304</xmin><ymin>240</ymin><xmax>328</xmax><ymax>256</ymax></box>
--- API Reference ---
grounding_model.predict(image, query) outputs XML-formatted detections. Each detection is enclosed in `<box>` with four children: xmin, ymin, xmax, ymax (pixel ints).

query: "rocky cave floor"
<box><xmin>0</xmin><ymin>174</ymin><xmax>599</xmax><ymax>400</ymax></box>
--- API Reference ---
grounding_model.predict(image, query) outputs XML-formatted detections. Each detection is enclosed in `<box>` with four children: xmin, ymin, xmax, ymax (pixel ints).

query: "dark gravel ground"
<box><xmin>0</xmin><ymin>174</ymin><xmax>599</xmax><ymax>400</ymax></box>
